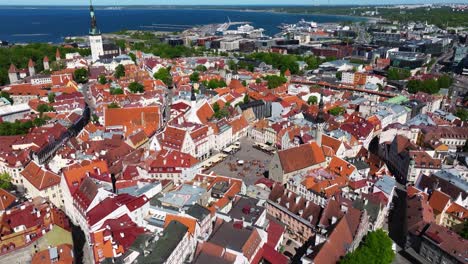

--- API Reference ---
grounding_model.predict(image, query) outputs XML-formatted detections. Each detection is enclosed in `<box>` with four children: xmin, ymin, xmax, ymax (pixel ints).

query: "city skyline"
<box><xmin>0</xmin><ymin>0</ymin><xmax>464</xmax><ymax>6</ymax></box>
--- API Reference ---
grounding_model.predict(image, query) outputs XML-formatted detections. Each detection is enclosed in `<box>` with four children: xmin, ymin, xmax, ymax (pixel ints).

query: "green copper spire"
<box><xmin>89</xmin><ymin>0</ymin><xmax>100</xmax><ymax>35</ymax></box>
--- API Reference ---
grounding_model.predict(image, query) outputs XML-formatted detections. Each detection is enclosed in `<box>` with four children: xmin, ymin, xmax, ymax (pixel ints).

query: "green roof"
<box><xmin>385</xmin><ymin>95</ymin><xmax>409</xmax><ymax>105</ymax></box>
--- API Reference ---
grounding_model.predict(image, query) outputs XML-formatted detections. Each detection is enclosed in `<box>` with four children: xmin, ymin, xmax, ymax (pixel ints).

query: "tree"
<box><xmin>190</xmin><ymin>71</ymin><xmax>200</xmax><ymax>83</ymax></box>
<box><xmin>341</xmin><ymin>229</ymin><xmax>395</xmax><ymax>264</ymax></box>
<box><xmin>336</xmin><ymin>71</ymin><xmax>343</xmax><ymax>81</ymax></box>
<box><xmin>48</xmin><ymin>92</ymin><xmax>56</xmax><ymax>103</ymax></box>
<box><xmin>129</xmin><ymin>53</ymin><xmax>137</xmax><ymax>64</ymax></box>
<box><xmin>128</xmin><ymin>82</ymin><xmax>145</xmax><ymax>93</ymax></box>
<box><xmin>212</xmin><ymin>102</ymin><xmax>220</xmax><ymax>113</ymax></box>
<box><xmin>153</xmin><ymin>67</ymin><xmax>172</xmax><ymax>86</ymax></box>
<box><xmin>98</xmin><ymin>74</ymin><xmax>107</xmax><ymax>85</ymax></box>
<box><xmin>107</xmin><ymin>102</ymin><xmax>120</xmax><ymax>109</ymax></box>
<box><xmin>92</xmin><ymin>114</ymin><xmax>99</xmax><ymax>123</ymax></box>
<box><xmin>0</xmin><ymin>43</ymin><xmax>90</xmax><ymax>86</ymax></box>
<box><xmin>264</xmin><ymin>75</ymin><xmax>287</xmax><ymax>89</ymax></box>
<box><xmin>115</xmin><ymin>39</ymin><xmax>126</xmax><ymax>50</ymax></box>
<box><xmin>256</xmin><ymin>78</ymin><xmax>262</xmax><ymax>84</ymax></box>
<box><xmin>329</xmin><ymin>106</ymin><xmax>345</xmax><ymax>116</ymax></box>
<box><xmin>110</xmin><ymin>87</ymin><xmax>124</xmax><ymax>95</ymax></box>
<box><xmin>437</xmin><ymin>74</ymin><xmax>452</xmax><ymax>88</ymax></box>
<box><xmin>0</xmin><ymin>172</ymin><xmax>13</xmax><ymax>190</ymax></box>
<box><xmin>195</xmin><ymin>65</ymin><xmax>207</xmax><ymax>72</ymax></box>
<box><xmin>0</xmin><ymin>91</ymin><xmax>13</xmax><ymax>104</ymax></box>
<box><xmin>455</xmin><ymin>108</ymin><xmax>468</xmax><ymax>122</ymax></box>
<box><xmin>207</xmin><ymin>79</ymin><xmax>226</xmax><ymax>89</ymax></box>
<box><xmin>228</xmin><ymin>60</ymin><xmax>238</xmax><ymax>71</ymax></box>
<box><xmin>387</xmin><ymin>67</ymin><xmax>410</xmax><ymax>80</ymax></box>
<box><xmin>37</xmin><ymin>104</ymin><xmax>54</xmax><ymax>116</ymax></box>
<box><xmin>460</xmin><ymin>219</ymin><xmax>468</xmax><ymax>239</ymax></box>
<box><xmin>211</xmin><ymin>102</ymin><xmax>229</xmax><ymax>119</ymax></box>
<box><xmin>308</xmin><ymin>95</ymin><xmax>318</xmax><ymax>105</ymax></box>
<box><xmin>74</xmin><ymin>68</ymin><xmax>89</xmax><ymax>84</ymax></box>
<box><xmin>243</xmin><ymin>94</ymin><xmax>250</xmax><ymax>105</ymax></box>
<box><xmin>114</xmin><ymin>64</ymin><xmax>125</xmax><ymax>79</ymax></box>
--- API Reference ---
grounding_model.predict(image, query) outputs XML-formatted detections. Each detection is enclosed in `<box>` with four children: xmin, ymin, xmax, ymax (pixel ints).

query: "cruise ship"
<box><xmin>279</xmin><ymin>19</ymin><xmax>318</xmax><ymax>32</ymax></box>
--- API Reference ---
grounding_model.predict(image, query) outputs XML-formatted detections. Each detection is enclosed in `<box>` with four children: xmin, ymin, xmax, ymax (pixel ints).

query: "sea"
<box><xmin>0</xmin><ymin>7</ymin><xmax>364</xmax><ymax>43</ymax></box>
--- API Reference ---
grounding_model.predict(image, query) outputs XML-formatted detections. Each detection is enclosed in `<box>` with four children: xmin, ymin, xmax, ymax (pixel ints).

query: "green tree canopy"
<box><xmin>0</xmin><ymin>120</ymin><xmax>34</xmax><ymax>135</ymax></box>
<box><xmin>212</xmin><ymin>102</ymin><xmax>229</xmax><ymax>119</ymax></box>
<box><xmin>37</xmin><ymin>104</ymin><xmax>54</xmax><ymax>115</ymax></box>
<box><xmin>1</xmin><ymin>91</ymin><xmax>13</xmax><ymax>104</ymax></box>
<box><xmin>0</xmin><ymin>43</ymin><xmax>90</xmax><ymax>85</ymax></box>
<box><xmin>190</xmin><ymin>71</ymin><xmax>200</xmax><ymax>83</ymax></box>
<box><xmin>437</xmin><ymin>74</ymin><xmax>452</xmax><ymax>89</ymax></box>
<box><xmin>336</xmin><ymin>71</ymin><xmax>343</xmax><ymax>81</ymax></box>
<box><xmin>387</xmin><ymin>67</ymin><xmax>411</xmax><ymax>80</ymax></box>
<box><xmin>74</xmin><ymin>68</ymin><xmax>89</xmax><ymax>84</ymax></box>
<box><xmin>195</xmin><ymin>65</ymin><xmax>207</xmax><ymax>72</ymax></box>
<box><xmin>264</xmin><ymin>75</ymin><xmax>287</xmax><ymax>89</ymax></box>
<box><xmin>98</xmin><ymin>74</ymin><xmax>107</xmax><ymax>85</ymax></box>
<box><xmin>206</xmin><ymin>79</ymin><xmax>227</xmax><ymax>89</ymax></box>
<box><xmin>110</xmin><ymin>87</ymin><xmax>124</xmax><ymax>95</ymax></box>
<box><xmin>108</xmin><ymin>102</ymin><xmax>120</xmax><ymax>109</ymax></box>
<box><xmin>128</xmin><ymin>82</ymin><xmax>145</xmax><ymax>93</ymax></box>
<box><xmin>455</xmin><ymin>108</ymin><xmax>468</xmax><ymax>122</ymax></box>
<box><xmin>114</xmin><ymin>64</ymin><xmax>126</xmax><ymax>79</ymax></box>
<box><xmin>153</xmin><ymin>67</ymin><xmax>172</xmax><ymax>86</ymax></box>
<box><xmin>308</xmin><ymin>95</ymin><xmax>318</xmax><ymax>105</ymax></box>
<box><xmin>48</xmin><ymin>92</ymin><xmax>56</xmax><ymax>103</ymax></box>
<box><xmin>0</xmin><ymin>173</ymin><xmax>13</xmax><ymax>190</ymax></box>
<box><xmin>129</xmin><ymin>53</ymin><xmax>137</xmax><ymax>64</ymax></box>
<box><xmin>243</xmin><ymin>94</ymin><xmax>250</xmax><ymax>105</ymax></box>
<box><xmin>341</xmin><ymin>229</ymin><xmax>395</xmax><ymax>264</ymax></box>
<box><xmin>329</xmin><ymin>106</ymin><xmax>345</xmax><ymax>116</ymax></box>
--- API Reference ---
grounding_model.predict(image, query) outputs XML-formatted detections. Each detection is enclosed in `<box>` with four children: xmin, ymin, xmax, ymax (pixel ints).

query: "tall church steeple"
<box><xmin>316</xmin><ymin>91</ymin><xmax>325</xmax><ymax>124</ymax></box>
<box><xmin>89</xmin><ymin>0</ymin><xmax>100</xmax><ymax>36</ymax></box>
<box><xmin>88</xmin><ymin>0</ymin><xmax>104</xmax><ymax>62</ymax></box>
<box><xmin>315</xmin><ymin>90</ymin><xmax>326</xmax><ymax>147</ymax></box>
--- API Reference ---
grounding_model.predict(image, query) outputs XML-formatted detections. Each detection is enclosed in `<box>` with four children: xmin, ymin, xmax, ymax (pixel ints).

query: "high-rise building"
<box><xmin>89</xmin><ymin>0</ymin><xmax>104</xmax><ymax>62</ymax></box>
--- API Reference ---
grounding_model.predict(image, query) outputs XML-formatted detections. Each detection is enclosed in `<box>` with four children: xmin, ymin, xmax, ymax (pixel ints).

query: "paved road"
<box><xmin>387</xmin><ymin>184</ymin><xmax>414</xmax><ymax>264</ymax></box>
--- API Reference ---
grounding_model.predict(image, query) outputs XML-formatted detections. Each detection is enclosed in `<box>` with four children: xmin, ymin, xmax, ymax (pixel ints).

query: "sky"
<box><xmin>0</xmin><ymin>0</ymin><xmax>462</xmax><ymax>5</ymax></box>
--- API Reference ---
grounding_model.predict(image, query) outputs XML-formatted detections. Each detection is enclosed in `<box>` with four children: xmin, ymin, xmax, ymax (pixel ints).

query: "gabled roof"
<box><xmin>63</xmin><ymin>160</ymin><xmax>110</xmax><ymax>194</ymax></box>
<box><xmin>428</xmin><ymin>190</ymin><xmax>451</xmax><ymax>213</ymax></box>
<box><xmin>277</xmin><ymin>142</ymin><xmax>325</xmax><ymax>174</ymax></box>
<box><xmin>0</xmin><ymin>189</ymin><xmax>16</xmax><ymax>211</ymax></box>
<box><xmin>196</xmin><ymin>102</ymin><xmax>214</xmax><ymax>124</ymax></box>
<box><xmin>21</xmin><ymin>161</ymin><xmax>60</xmax><ymax>191</ymax></box>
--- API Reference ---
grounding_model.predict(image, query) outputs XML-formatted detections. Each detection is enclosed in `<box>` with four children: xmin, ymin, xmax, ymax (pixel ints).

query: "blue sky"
<box><xmin>0</xmin><ymin>0</ymin><xmax>461</xmax><ymax>5</ymax></box>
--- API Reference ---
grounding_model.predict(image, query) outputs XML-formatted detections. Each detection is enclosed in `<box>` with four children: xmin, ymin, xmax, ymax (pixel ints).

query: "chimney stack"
<box><xmin>111</xmin><ymin>174</ymin><xmax>117</xmax><ymax>194</ymax></box>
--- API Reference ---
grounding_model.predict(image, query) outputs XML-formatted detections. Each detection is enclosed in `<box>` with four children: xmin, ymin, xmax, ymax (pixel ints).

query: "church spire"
<box><xmin>89</xmin><ymin>0</ymin><xmax>100</xmax><ymax>35</ymax></box>
<box><xmin>316</xmin><ymin>90</ymin><xmax>325</xmax><ymax>124</ymax></box>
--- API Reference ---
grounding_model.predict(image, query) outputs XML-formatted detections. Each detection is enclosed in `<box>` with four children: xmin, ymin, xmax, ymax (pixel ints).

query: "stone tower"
<box><xmin>43</xmin><ymin>56</ymin><xmax>50</xmax><ymax>71</ymax></box>
<box><xmin>315</xmin><ymin>92</ymin><xmax>326</xmax><ymax>147</ymax></box>
<box><xmin>55</xmin><ymin>48</ymin><xmax>61</xmax><ymax>61</ymax></box>
<box><xmin>28</xmin><ymin>58</ymin><xmax>36</xmax><ymax>77</ymax></box>
<box><xmin>89</xmin><ymin>0</ymin><xmax>104</xmax><ymax>62</ymax></box>
<box><xmin>8</xmin><ymin>64</ymin><xmax>18</xmax><ymax>84</ymax></box>
<box><xmin>190</xmin><ymin>84</ymin><xmax>197</xmax><ymax>110</ymax></box>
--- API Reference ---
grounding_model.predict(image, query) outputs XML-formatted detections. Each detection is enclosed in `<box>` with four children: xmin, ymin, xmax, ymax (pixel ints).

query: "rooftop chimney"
<box><xmin>111</xmin><ymin>174</ymin><xmax>117</xmax><ymax>194</ymax></box>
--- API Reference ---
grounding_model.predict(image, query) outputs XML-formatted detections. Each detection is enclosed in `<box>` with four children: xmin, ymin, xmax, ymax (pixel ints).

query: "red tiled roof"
<box><xmin>277</xmin><ymin>142</ymin><xmax>325</xmax><ymax>174</ymax></box>
<box><xmin>428</xmin><ymin>190</ymin><xmax>451</xmax><ymax>213</ymax></box>
<box><xmin>21</xmin><ymin>161</ymin><xmax>60</xmax><ymax>191</ymax></box>
<box><xmin>0</xmin><ymin>189</ymin><xmax>16</xmax><ymax>211</ymax></box>
<box><xmin>196</xmin><ymin>102</ymin><xmax>214</xmax><ymax>124</ymax></box>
